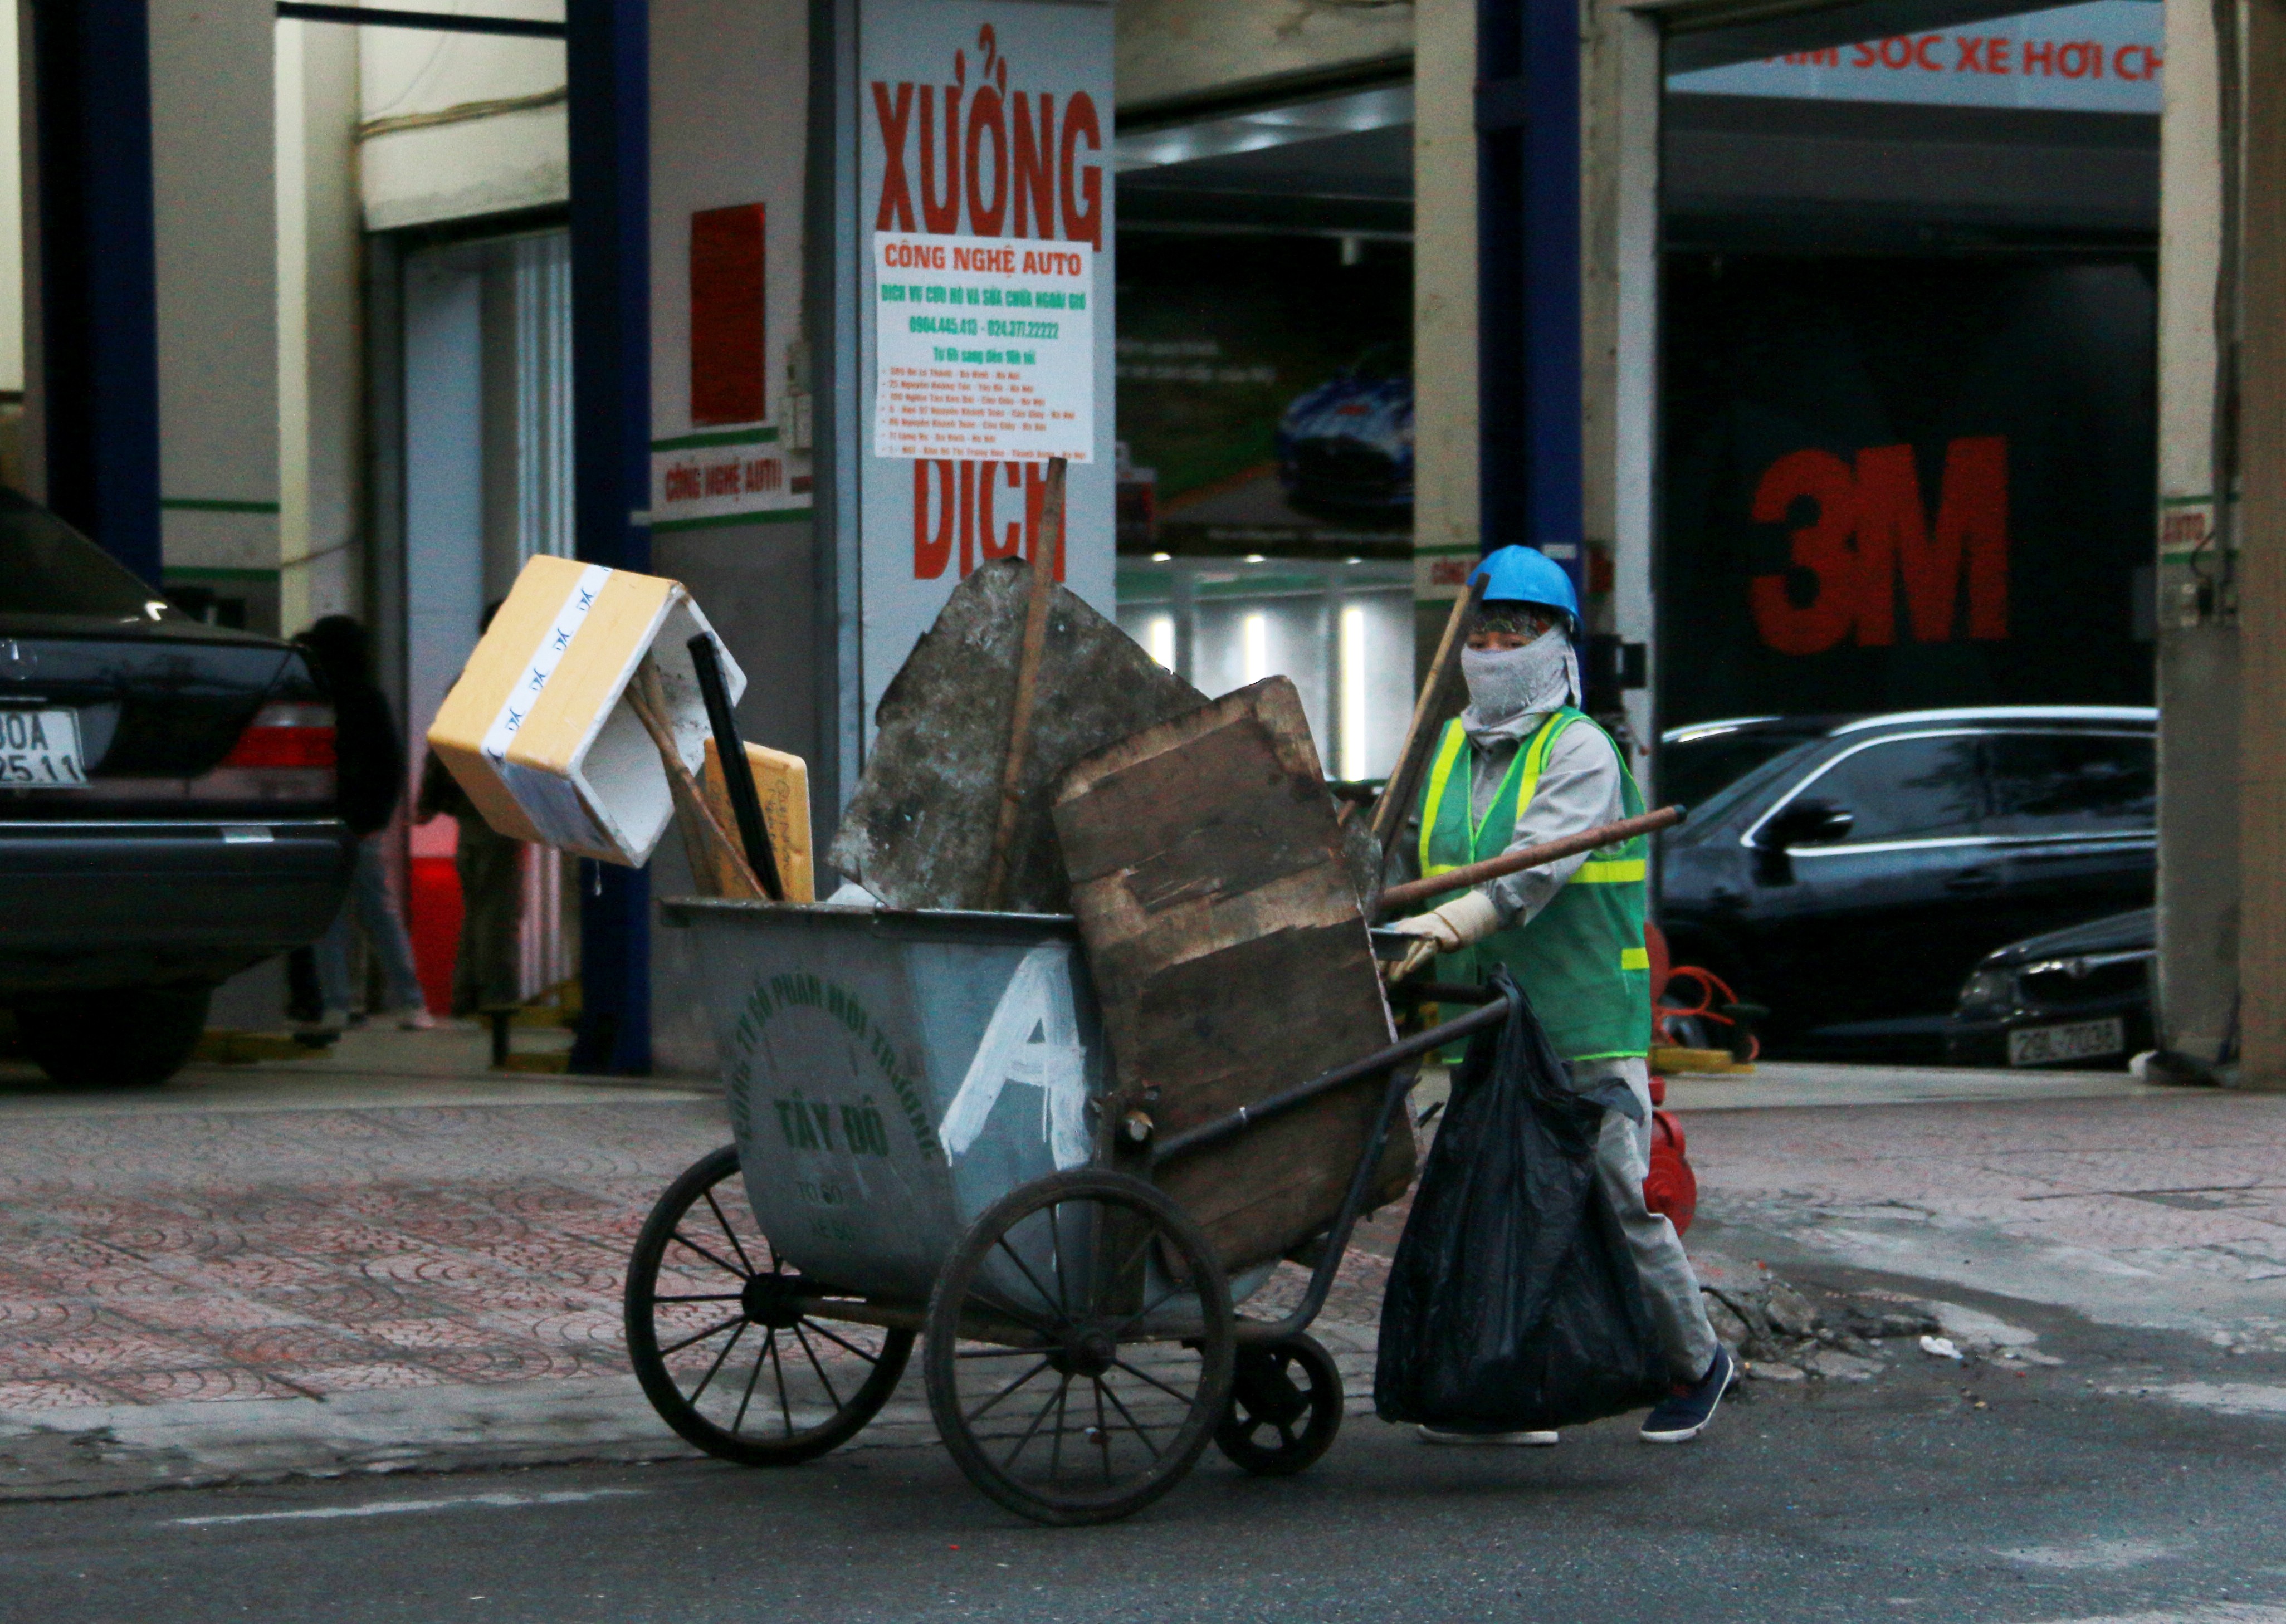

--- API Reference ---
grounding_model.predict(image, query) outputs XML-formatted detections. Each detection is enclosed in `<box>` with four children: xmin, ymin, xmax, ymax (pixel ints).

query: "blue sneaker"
<box><xmin>1640</xmin><ymin>1347</ymin><xmax>1735</xmax><ymax>1443</ymax></box>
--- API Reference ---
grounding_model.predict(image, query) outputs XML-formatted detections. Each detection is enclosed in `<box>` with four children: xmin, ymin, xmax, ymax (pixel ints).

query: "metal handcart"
<box><xmin>623</xmin><ymin>898</ymin><xmax>1507</xmax><ymax>1526</ymax></box>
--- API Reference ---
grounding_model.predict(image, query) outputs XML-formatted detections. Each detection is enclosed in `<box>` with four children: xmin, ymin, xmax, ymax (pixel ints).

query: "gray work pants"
<box><xmin>1565</xmin><ymin>1055</ymin><xmax>1719</xmax><ymax>1382</ymax></box>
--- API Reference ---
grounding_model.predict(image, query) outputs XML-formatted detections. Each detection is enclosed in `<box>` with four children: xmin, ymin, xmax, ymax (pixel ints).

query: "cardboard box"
<box><xmin>702</xmin><ymin>740</ymin><xmax>816</xmax><ymax>903</ymax></box>
<box><xmin>426</xmin><ymin>556</ymin><xmax>745</xmax><ymax>868</ymax></box>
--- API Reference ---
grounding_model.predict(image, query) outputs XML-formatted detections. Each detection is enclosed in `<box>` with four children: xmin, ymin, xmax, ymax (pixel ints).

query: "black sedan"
<box><xmin>1659</xmin><ymin>715</ymin><xmax>1855</xmax><ymax>813</ymax></box>
<box><xmin>0</xmin><ymin>489</ymin><xmax>355</xmax><ymax>1085</ymax></box>
<box><xmin>1656</xmin><ymin>706</ymin><xmax>2155</xmax><ymax>1060</ymax></box>
<box><xmin>1945</xmin><ymin>908</ymin><xmax>2152</xmax><ymax>1069</ymax></box>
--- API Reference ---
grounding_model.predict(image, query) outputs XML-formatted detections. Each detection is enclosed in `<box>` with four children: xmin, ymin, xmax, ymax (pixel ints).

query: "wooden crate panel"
<box><xmin>1053</xmin><ymin>678</ymin><xmax>1414</xmax><ymax>1270</ymax></box>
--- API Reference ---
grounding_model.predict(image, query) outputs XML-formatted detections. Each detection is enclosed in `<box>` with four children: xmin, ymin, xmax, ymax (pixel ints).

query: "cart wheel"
<box><xmin>1215</xmin><ymin>1333</ymin><xmax>1343</xmax><ymax>1476</ymax></box>
<box><xmin>624</xmin><ymin>1144</ymin><xmax>913</xmax><ymax>1466</ymax></box>
<box><xmin>924</xmin><ymin>1170</ymin><xmax>1235</xmax><ymax>1526</ymax></box>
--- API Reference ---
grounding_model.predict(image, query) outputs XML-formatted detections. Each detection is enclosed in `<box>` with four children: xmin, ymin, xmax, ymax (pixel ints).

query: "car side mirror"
<box><xmin>1756</xmin><ymin>798</ymin><xmax>1855</xmax><ymax>850</ymax></box>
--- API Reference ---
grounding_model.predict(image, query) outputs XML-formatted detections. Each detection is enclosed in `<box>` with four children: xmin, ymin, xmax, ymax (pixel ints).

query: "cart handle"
<box><xmin>1374</xmin><ymin>804</ymin><xmax>1684</xmax><ymax>919</ymax></box>
<box><xmin>1183</xmin><ymin>982</ymin><xmax>1523</xmax><ymax>1347</ymax></box>
<box><xmin>1149</xmin><ymin>996</ymin><xmax>1509</xmax><ymax>1166</ymax></box>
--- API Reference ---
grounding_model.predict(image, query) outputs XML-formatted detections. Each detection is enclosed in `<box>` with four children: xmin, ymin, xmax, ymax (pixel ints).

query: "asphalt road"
<box><xmin>8</xmin><ymin>1272</ymin><xmax>2283</xmax><ymax>1624</ymax></box>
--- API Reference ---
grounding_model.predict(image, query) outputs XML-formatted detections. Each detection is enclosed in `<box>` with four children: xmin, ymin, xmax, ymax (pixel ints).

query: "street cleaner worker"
<box><xmin>1385</xmin><ymin>544</ymin><xmax>1734</xmax><ymax>1446</ymax></box>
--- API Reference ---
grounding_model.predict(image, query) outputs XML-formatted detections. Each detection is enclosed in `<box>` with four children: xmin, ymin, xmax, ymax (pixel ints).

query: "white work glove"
<box><xmin>1384</xmin><ymin>890</ymin><xmax>1501</xmax><ymax>982</ymax></box>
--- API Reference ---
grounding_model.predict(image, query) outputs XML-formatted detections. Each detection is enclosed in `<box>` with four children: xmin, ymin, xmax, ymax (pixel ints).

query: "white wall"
<box><xmin>1116</xmin><ymin>0</ymin><xmax>1411</xmax><ymax>114</ymax></box>
<box><xmin>360</xmin><ymin>3</ymin><xmax>568</xmax><ymax>231</ymax></box>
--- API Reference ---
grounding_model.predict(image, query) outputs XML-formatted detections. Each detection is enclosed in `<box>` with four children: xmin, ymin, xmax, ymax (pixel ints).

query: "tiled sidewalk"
<box><xmin>0</xmin><ymin>1093</ymin><xmax>728</xmax><ymax>1413</ymax></box>
<box><xmin>0</xmin><ymin>1041</ymin><xmax>2278</xmax><ymax>1494</ymax></box>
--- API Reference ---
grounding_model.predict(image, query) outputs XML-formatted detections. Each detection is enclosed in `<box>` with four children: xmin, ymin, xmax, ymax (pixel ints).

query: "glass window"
<box><xmin>1664</xmin><ymin>728</ymin><xmax>1823</xmax><ymax>810</ymax></box>
<box><xmin>1792</xmin><ymin>733</ymin><xmax>1984</xmax><ymax>842</ymax></box>
<box><xmin>1984</xmin><ymin>732</ymin><xmax>2155</xmax><ymax>836</ymax></box>
<box><xmin>0</xmin><ymin>489</ymin><xmax>167</xmax><ymax>618</ymax></box>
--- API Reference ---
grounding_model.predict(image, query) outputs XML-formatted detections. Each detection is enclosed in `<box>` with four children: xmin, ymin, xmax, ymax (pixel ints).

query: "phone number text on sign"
<box><xmin>871</xmin><ymin>231</ymin><xmax>1093</xmax><ymax>463</ymax></box>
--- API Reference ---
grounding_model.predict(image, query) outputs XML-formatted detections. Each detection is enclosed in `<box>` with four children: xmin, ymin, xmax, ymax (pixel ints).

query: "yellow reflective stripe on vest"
<box><xmin>1619</xmin><ymin>946</ymin><xmax>1650</xmax><ymax>971</ymax></box>
<box><xmin>1416</xmin><ymin>720</ymin><xmax>1472</xmax><ymax>879</ymax></box>
<box><xmin>1577</xmin><ymin>858</ymin><xmax>1647</xmax><ymax>884</ymax></box>
<box><xmin>1510</xmin><ymin>712</ymin><xmax>1567</xmax><ymax>834</ymax></box>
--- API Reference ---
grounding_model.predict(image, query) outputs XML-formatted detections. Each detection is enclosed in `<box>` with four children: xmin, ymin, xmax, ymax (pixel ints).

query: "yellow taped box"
<box><xmin>426</xmin><ymin>555</ymin><xmax>746</xmax><ymax>868</ymax></box>
<box><xmin>702</xmin><ymin>739</ymin><xmax>815</xmax><ymax>903</ymax></box>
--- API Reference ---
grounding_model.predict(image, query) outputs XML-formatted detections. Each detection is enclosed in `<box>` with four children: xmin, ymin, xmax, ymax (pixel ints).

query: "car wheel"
<box><xmin>16</xmin><ymin>985</ymin><xmax>213</xmax><ymax>1088</ymax></box>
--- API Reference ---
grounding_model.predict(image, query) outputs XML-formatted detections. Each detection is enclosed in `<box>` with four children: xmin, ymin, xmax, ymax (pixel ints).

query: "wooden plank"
<box><xmin>1054</xmin><ymin>677</ymin><xmax>1414</xmax><ymax>1270</ymax></box>
<box><xmin>626</xmin><ymin>658</ymin><xmax>762</xmax><ymax>900</ymax></box>
<box><xmin>702</xmin><ymin>740</ymin><xmax>815</xmax><ymax>903</ymax></box>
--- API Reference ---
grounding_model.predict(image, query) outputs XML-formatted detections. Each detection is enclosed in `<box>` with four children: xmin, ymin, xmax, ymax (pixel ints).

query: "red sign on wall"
<box><xmin>690</xmin><ymin>203</ymin><xmax>766</xmax><ymax>427</ymax></box>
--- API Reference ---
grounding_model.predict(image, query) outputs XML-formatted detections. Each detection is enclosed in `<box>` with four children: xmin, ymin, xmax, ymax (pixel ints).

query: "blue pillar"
<box><xmin>28</xmin><ymin>0</ymin><xmax>163</xmax><ymax>586</ymax></box>
<box><xmin>567</xmin><ymin>0</ymin><xmax>653</xmax><ymax>1075</ymax></box>
<box><xmin>1474</xmin><ymin>0</ymin><xmax>1583</xmax><ymax>593</ymax></box>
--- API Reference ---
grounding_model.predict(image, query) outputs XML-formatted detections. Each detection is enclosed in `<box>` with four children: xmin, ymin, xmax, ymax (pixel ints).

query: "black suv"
<box><xmin>1656</xmin><ymin>707</ymin><xmax>2155</xmax><ymax>1059</ymax></box>
<box><xmin>0</xmin><ymin>490</ymin><xmax>355</xmax><ymax>1085</ymax></box>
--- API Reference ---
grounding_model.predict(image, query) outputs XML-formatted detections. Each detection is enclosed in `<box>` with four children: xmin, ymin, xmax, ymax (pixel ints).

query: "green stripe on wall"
<box><xmin>650</xmin><ymin>506</ymin><xmax>815</xmax><ymax>535</ymax></box>
<box><xmin>651</xmin><ymin>426</ymin><xmax>781</xmax><ymax>452</ymax></box>
<box><xmin>162</xmin><ymin>498</ymin><xmax>281</xmax><ymax>514</ymax></box>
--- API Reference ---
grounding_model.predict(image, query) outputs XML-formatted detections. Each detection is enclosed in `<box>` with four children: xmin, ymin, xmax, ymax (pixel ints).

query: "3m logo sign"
<box><xmin>1750</xmin><ymin>436</ymin><xmax>2009</xmax><ymax>654</ymax></box>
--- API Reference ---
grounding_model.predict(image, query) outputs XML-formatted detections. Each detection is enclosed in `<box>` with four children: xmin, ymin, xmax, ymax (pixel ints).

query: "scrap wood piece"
<box><xmin>828</xmin><ymin>556</ymin><xmax>1204</xmax><ymax>915</ymax></box>
<box><xmin>627</xmin><ymin>658</ymin><xmax>763</xmax><ymax>901</ymax></box>
<box><xmin>704</xmin><ymin>739</ymin><xmax>816</xmax><ymax>903</ymax></box>
<box><xmin>1053</xmin><ymin>676</ymin><xmax>1414</xmax><ymax>1271</ymax></box>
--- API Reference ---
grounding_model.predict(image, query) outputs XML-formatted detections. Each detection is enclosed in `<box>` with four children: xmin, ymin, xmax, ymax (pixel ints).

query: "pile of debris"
<box><xmin>1701</xmin><ymin>1265</ymin><xmax>1943</xmax><ymax>1383</ymax></box>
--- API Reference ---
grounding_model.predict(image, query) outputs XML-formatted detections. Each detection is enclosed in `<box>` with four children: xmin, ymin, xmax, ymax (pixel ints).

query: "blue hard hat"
<box><xmin>1470</xmin><ymin>545</ymin><xmax>1579</xmax><ymax>625</ymax></box>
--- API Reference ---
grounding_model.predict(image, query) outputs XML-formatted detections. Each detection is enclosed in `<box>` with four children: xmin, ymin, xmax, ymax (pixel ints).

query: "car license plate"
<box><xmin>0</xmin><ymin>708</ymin><xmax>86</xmax><ymax>787</ymax></box>
<box><xmin>2008</xmin><ymin>1016</ymin><xmax>2124</xmax><ymax>1067</ymax></box>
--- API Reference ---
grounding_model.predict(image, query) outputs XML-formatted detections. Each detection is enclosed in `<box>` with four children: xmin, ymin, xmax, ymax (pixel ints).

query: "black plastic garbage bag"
<box><xmin>1374</xmin><ymin>970</ymin><xmax>1669</xmax><ymax>1431</ymax></box>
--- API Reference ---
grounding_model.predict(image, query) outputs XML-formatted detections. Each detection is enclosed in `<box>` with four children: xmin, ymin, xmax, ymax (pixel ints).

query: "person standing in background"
<box><xmin>296</xmin><ymin>615</ymin><xmax>435</xmax><ymax>1031</ymax></box>
<box><xmin>416</xmin><ymin>603</ymin><xmax>526</xmax><ymax>1016</ymax></box>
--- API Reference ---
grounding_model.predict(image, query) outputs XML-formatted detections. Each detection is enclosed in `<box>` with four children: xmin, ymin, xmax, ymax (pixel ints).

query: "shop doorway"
<box><xmin>399</xmin><ymin>227</ymin><xmax>575</xmax><ymax>1012</ymax></box>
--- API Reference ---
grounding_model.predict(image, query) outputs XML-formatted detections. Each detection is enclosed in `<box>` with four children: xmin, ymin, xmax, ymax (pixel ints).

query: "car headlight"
<box><xmin>1957</xmin><ymin>968</ymin><xmax>2015</xmax><ymax>1015</ymax></box>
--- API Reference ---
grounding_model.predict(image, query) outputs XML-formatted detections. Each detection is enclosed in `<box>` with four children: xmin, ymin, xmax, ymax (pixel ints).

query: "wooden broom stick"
<box><xmin>627</xmin><ymin>657</ymin><xmax>764</xmax><ymax>901</ymax></box>
<box><xmin>982</xmin><ymin>456</ymin><xmax>1067</xmax><ymax>911</ymax></box>
<box><xmin>1370</xmin><ymin>574</ymin><xmax>1487</xmax><ymax>849</ymax></box>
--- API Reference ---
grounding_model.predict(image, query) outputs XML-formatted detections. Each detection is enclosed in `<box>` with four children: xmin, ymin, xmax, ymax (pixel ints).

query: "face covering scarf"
<box><xmin>1460</xmin><ymin>628</ymin><xmax>1579</xmax><ymax>730</ymax></box>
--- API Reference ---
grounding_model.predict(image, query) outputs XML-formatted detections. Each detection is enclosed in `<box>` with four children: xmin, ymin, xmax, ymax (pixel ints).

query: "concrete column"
<box><xmin>0</xmin><ymin>4</ymin><xmax>23</xmax><ymax>486</ymax></box>
<box><xmin>2153</xmin><ymin>0</ymin><xmax>2241</xmax><ymax>1068</ymax></box>
<box><xmin>275</xmin><ymin>17</ymin><xmax>364</xmax><ymax>634</ymax></box>
<box><xmin>1580</xmin><ymin>0</ymin><xmax>1660</xmax><ymax>785</ymax></box>
<box><xmin>1412</xmin><ymin>0</ymin><xmax>1481</xmax><ymax>666</ymax></box>
<box><xmin>150</xmin><ymin>0</ymin><xmax>281</xmax><ymax>628</ymax></box>
<box><xmin>646</xmin><ymin>0</ymin><xmax>815</xmax><ymax>1077</ymax></box>
<box><xmin>566</xmin><ymin>0</ymin><xmax>653</xmax><ymax>1077</ymax></box>
<box><xmin>2234</xmin><ymin>0</ymin><xmax>2286</xmax><ymax>1087</ymax></box>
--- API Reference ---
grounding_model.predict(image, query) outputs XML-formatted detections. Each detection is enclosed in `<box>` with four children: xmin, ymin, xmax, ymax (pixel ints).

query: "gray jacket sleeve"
<box><xmin>1481</xmin><ymin>722</ymin><xmax>1627</xmax><ymax>928</ymax></box>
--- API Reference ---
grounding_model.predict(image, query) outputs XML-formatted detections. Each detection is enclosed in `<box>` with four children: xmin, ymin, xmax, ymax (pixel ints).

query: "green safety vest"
<box><xmin>1416</xmin><ymin>708</ymin><xmax>1652</xmax><ymax>1061</ymax></box>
